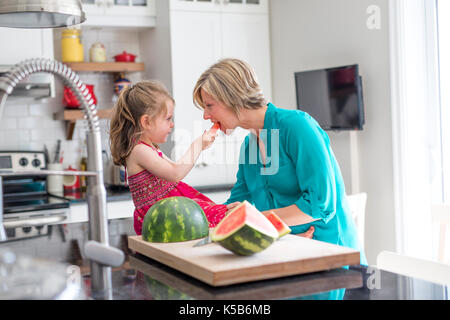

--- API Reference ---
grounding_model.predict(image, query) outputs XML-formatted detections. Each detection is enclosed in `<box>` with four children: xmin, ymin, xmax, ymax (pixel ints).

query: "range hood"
<box><xmin>0</xmin><ymin>65</ymin><xmax>55</xmax><ymax>99</ymax></box>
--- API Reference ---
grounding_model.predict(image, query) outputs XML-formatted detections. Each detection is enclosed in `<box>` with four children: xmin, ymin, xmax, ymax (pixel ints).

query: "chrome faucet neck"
<box><xmin>0</xmin><ymin>58</ymin><xmax>120</xmax><ymax>299</ymax></box>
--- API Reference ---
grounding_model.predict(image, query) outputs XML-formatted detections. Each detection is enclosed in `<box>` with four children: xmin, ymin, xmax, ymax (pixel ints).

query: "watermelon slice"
<box><xmin>265</xmin><ymin>211</ymin><xmax>291</xmax><ymax>239</ymax></box>
<box><xmin>210</xmin><ymin>122</ymin><xmax>220</xmax><ymax>134</ymax></box>
<box><xmin>211</xmin><ymin>201</ymin><xmax>278</xmax><ymax>256</ymax></box>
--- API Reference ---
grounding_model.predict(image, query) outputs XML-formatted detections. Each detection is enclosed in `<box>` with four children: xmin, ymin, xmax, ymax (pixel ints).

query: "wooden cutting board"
<box><xmin>128</xmin><ymin>234</ymin><xmax>360</xmax><ymax>287</ymax></box>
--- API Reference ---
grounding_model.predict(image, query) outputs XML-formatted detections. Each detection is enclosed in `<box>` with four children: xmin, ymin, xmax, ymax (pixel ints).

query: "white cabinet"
<box><xmin>220</xmin><ymin>13</ymin><xmax>272</xmax><ymax>102</ymax></box>
<box><xmin>170</xmin><ymin>0</ymin><xmax>268</xmax><ymax>14</ymax></box>
<box><xmin>0</xmin><ymin>27</ymin><xmax>55</xmax><ymax>97</ymax></box>
<box><xmin>0</xmin><ymin>28</ymin><xmax>54</xmax><ymax>65</ymax></box>
<box><xmin>81</xmin><ymin>0</ymin><xmax>156</xmax><ymax>28</ymax></box>
<box><xmin>144</xmin><ymin>0</ymin><xmax>272</xmax><ymax>187</ymax></box>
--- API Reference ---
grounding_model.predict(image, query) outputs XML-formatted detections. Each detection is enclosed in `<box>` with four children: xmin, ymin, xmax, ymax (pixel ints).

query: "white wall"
<box><xmin>269</xmin><ymin>0</ymin><xmax>395</xmax><ymax>265</ymax></box>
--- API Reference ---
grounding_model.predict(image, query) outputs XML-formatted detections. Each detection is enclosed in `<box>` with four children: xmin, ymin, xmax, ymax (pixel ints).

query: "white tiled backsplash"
<box><xmin>0</xmin><ymin>29</ymin><xmax>145</xmax><ymax>170</ymax></box>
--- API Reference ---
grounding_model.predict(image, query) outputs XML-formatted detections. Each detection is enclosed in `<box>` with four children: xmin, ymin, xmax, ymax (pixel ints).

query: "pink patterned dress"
<box><xmin>127</xmin><ymin>141</ymin><xmax>228</xmax><ymax>235</ymax></box>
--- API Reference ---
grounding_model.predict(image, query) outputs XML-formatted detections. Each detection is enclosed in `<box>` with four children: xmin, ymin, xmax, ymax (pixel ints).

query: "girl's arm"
<box><xmin>130</xmin><ymin>129</ymin><xmax>217</xmax><ymax>183</ymax></box>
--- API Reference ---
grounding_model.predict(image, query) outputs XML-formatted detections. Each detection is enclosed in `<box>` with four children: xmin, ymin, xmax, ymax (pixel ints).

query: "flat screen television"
<box><xmin>294</xmin><ymin>64</ymin><xmax>365</xmax><ymax>130</ymax></box>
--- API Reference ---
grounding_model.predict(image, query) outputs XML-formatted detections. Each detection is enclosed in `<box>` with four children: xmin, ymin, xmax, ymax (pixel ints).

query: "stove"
<box><xmin>0</xmin><ymin>151</ymin><xmax>70</xmax><ymax>241</ymax></box>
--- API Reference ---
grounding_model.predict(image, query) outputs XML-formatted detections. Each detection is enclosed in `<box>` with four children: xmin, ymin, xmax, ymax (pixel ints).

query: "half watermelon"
<box><xmin>265</xmin><ymin>211</ymin><xmax>291</xmax><ymax>239</ymax></box>
<box><xmin>211</xmin><ymin>201</ymin><xmax>278</xmax><ymax>256</ymax></box>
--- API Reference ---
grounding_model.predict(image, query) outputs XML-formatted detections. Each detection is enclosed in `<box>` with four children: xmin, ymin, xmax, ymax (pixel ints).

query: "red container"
<box><xmin>63</xmin><ymin>166</ymin><xmax>81</xmax><ymax>195</ymax></box>
<box><xmin>63</xmin><ymin>84</ymin><xmax>97</xmax><ymax>108</ymax></box>
<box><xmin>113</xmin><ymin>51</ymin><xmax>137</xmax><ymax>62</ymax></box>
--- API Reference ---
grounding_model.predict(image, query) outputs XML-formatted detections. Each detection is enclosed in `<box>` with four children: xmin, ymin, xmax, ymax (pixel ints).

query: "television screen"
<box><xmin>295</xmin><ymin>64</ymin><xmax>364</xmax><ymax>130</ymax></box>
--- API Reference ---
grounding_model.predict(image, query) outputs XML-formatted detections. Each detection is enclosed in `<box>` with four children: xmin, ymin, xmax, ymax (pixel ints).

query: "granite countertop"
<box><xmin>81</xmin><ymin>253</ymin><xmax>448</xmax><ymax>300</ymax></box>
<box><xmin>66</xmin><ymin>184</ymin><xmax>233</xmax><ymax>204</ymax></box>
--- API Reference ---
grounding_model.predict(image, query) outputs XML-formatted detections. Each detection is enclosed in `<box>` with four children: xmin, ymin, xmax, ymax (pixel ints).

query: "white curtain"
<box><xmin>389</xmin><ymin>0</ymin><xmax>440</xmax><ymax>259</ymax></box>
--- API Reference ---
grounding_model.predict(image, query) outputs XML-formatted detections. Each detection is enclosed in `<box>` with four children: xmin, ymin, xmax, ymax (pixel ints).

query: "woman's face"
<box><xmin>201</xmin><ymin>89</ymin><xmax>239</xmax><ymax>135</ymax></box>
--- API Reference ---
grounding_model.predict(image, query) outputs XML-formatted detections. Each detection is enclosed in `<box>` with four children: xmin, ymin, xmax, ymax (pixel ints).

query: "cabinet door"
<box><xmin>220</xmin><ymin>13</ymin><xmax>272</xmax><ymax>183</ymax></box>
<box><xmin>169</xmin><ymin>10</ymin><xmax>228</xmax><ymax>187</ymax></box>
<box><xmin>104</xmin><ymin>0</ymin><xmax>155</xmax><ymax>16</ymax></box>
<box><xmin>221</xmin><ymin>0</ymin><xmax>268</xmax><ymax>14</ymax></box>
<box><xmin>170</xmin><ymin>0</ymin><xmax>221</xmax><ymax>12</ymax></box>
<box><xmin>221</xmin><ymin>13</ymin><xmax>272</xmax><ymax>102</ymax></box>
<box><xmin>81</xmin><ymin>0</ymin><xmax>156</xmax><ymax>27</ymax></box>
<box><xmin>0</xmin><ymin>28</ymin><xmax>54</xmax><ymax>64</ymax></box>
<box><xmin>81</xmin><ymin>0</ymin><xmax>106</xmax><ymax>15</ymax></box>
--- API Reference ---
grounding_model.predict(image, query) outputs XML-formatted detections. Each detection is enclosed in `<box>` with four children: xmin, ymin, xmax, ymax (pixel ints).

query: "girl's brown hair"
<box><xmin>109</xmin><ymin>80</ymin><xmax>174</xmax><ymax>166</ymax></box>
<box><xmin>193</xmin><ymin>58</ymin><xmax>267</xmax><ymax>115</ymax></box>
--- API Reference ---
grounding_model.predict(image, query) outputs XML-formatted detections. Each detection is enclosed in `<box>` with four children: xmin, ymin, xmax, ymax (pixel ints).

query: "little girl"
<box><xmin>109</xmin><ymin>80</ymin><xmax>228</xmax><ymax>235</ymax></box>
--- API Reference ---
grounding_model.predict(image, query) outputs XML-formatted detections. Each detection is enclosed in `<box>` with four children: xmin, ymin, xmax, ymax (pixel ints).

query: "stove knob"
<box><xmin>32</xmin><ymin>159</ymin><xmax>41</xmax><ymax>168</ymax></box>
<box><xmin>19</xmin><ymin>157</ymin><xmax>28</xmax><ymax>167</ymax></box>
<box><xmin>22</xmin><ymin>227</ymin><xmax>32</xmax><ymax>233</ymax></box>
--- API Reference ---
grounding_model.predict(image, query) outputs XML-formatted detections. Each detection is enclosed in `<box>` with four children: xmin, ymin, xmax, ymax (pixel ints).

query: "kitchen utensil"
<box><xmin>128</xmin><ymin>234</ymin><xmax>360</xmax><ymax>287</ymax></box>
<box><xmin>53</xmin><ymin>139</ymin><xmax>61</xmax><ymax>164</ymax></box>
<box><xmin>89</xmin><ymin>42</ymin><xmax>106</xmax><ymax>62</ymax></box>
<box><xmin>113</xmin><ymin>51</ymin><xmax>137</xmax><ymax>62</ymax></box>
<box><xmin>43</xmin><ymin>145</ymin><xmax>50</xmax><ymax>167</ymax></box>
<box><xmin>63</xmin><ymin>84</ymin><xmax>97</xmax><ymax>108</ymax></box>
<box><xmin>193</xmin><ymin>234</ymin><xmax>211</xmax><ymax>247</ymax></box>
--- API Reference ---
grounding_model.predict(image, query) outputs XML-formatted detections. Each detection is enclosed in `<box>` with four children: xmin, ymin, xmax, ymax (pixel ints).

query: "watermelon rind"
<box><xmin>213</xmin><ymin>223</ymin><xmax>277</xmax><ymax>256</ymax></box>
<box><xmin>211</xmin><ymin>201</ymin><xmax>278</xmax><ymax>255</ymax></box>
<box><xmin>142</xmin><ymin>196</ymin><xmax>209</xmax><ymax>243</ymax></box>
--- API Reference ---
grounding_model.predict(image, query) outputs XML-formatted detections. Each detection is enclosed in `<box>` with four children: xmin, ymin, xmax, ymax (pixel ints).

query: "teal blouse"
<box><xmin>224</xmin><ymin>103</ymin><xmax>367</xmax><ymax>265</ymax></box>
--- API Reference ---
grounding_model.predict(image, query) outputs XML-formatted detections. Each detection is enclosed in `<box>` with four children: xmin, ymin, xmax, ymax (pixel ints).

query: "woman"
<box><xmin>193</xmin><ymin>58</ymin><xmax>367</xmax><ymax>265</ymax></box>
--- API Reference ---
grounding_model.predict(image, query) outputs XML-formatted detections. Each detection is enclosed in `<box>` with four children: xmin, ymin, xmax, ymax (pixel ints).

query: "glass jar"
<box><xmin>61</xmin><ymin>29</ymin><xmax>84</xmax><ymax>62</ymax></box>
<box><xmin>89</xmin><ymin>42</ymin><xmax>106</xmax><ymax>62</ymax></box>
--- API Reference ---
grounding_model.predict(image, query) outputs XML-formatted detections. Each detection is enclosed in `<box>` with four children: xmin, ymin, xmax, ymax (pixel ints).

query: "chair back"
<box><xmin>347</xmin><ymin>193</ymin><xmax>367</xmax><ymax>250</ymax></box>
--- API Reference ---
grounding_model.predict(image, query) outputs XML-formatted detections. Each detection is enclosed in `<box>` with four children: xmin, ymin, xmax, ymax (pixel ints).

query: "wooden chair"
<box><xmin>377</xmin><ymin>251</ymin><xmax>450</xmax><ymax>286</ymax></box>
<box><xmin>347</xmin><ymin>193</ymin><xmax>367</xmax><ymax>251</ymax></box>
<box><xmin>431</xmin><ymin>204</ymin><xmax>450</xmax><ymax>264</ymax></box>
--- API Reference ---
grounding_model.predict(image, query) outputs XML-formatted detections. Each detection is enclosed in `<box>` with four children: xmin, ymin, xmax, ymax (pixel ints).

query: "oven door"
<box><xmin>3</xmin><ymin>207</ymin><xmax>69</xmax><ymax>229</ymax></box>
<box><xmin>3</xmin><ymin>193</ymin><xmax>70</xmax><ymax>229</ymax></box>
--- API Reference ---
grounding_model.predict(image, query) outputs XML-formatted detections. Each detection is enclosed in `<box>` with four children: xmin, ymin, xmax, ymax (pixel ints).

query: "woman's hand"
<box><xmin>296</xmin><ymin>226</ymin><xmax>315</xmax><ymax>239</ymax></box>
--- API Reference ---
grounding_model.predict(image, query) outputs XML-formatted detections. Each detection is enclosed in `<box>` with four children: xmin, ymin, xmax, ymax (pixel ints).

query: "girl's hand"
<box><xmin>226</xmin><ymin>202</ymin><xmax>241</xmax><ymax>214</ymax></box>
<box><xmin>201</xmin><ymin>126</ymin><xmax>218</xmax><ymax>150</ymax></box>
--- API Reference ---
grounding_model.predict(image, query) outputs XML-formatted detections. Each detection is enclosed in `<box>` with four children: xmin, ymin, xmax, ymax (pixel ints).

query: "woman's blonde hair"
<box><xmin>193</xmin><ymin>58</ymin><xmax>267</xmax><ymax>115</ymax></box>
<box><xmin>109</xmin><ymin>80</ymin><xmax>174</xmax><ymax>166</ymax></box>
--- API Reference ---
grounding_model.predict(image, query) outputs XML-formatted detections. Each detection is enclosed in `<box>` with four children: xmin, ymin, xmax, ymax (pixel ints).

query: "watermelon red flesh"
<box><xmin>142</xmin><ymin>196</ymin><xmax>209</xmax><ymax>243</ymax></box>
<box><xmin>266</xmin><ymin>211</ymin><xmax>291</xmax><ymax>238</ymax></box>
<box><xmin>211</xmin><ymin>201</ymin><xmax>278</xmax><ymax>256</ymax></box>
<box><xmin>210</xmin><ymin>123</ymin><xmax>220</xmax><ymax>134</ymax></box>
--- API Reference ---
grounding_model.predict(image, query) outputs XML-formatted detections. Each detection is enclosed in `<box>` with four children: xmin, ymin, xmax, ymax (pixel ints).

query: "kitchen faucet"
<box><xmin>0</xmin><ymin>58</ymin><xmax>124</xmax><ymax>299</ymax></box>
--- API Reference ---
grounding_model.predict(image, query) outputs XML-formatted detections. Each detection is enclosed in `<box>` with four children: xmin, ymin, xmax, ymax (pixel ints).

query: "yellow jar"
<box><xmin>61</xmin><ymin>29</ymin><xmax>84</xmax><ymax>62</ymax></box>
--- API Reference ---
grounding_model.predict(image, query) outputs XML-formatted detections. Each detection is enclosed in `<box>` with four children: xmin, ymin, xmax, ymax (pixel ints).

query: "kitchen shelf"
<box><xmin>64</xmin><ymin>62</ymin><xmax>145</xmax><ymax>73</ymax></box>
<box><xmin>53</xmin><ymin>108</ymin><xmax>114</xmax><ymax>140</ymax></box>
<box><xmin>54</xmin><ymin>63</ymin><xmax>144</xmax><ymax>140</ymax></box>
